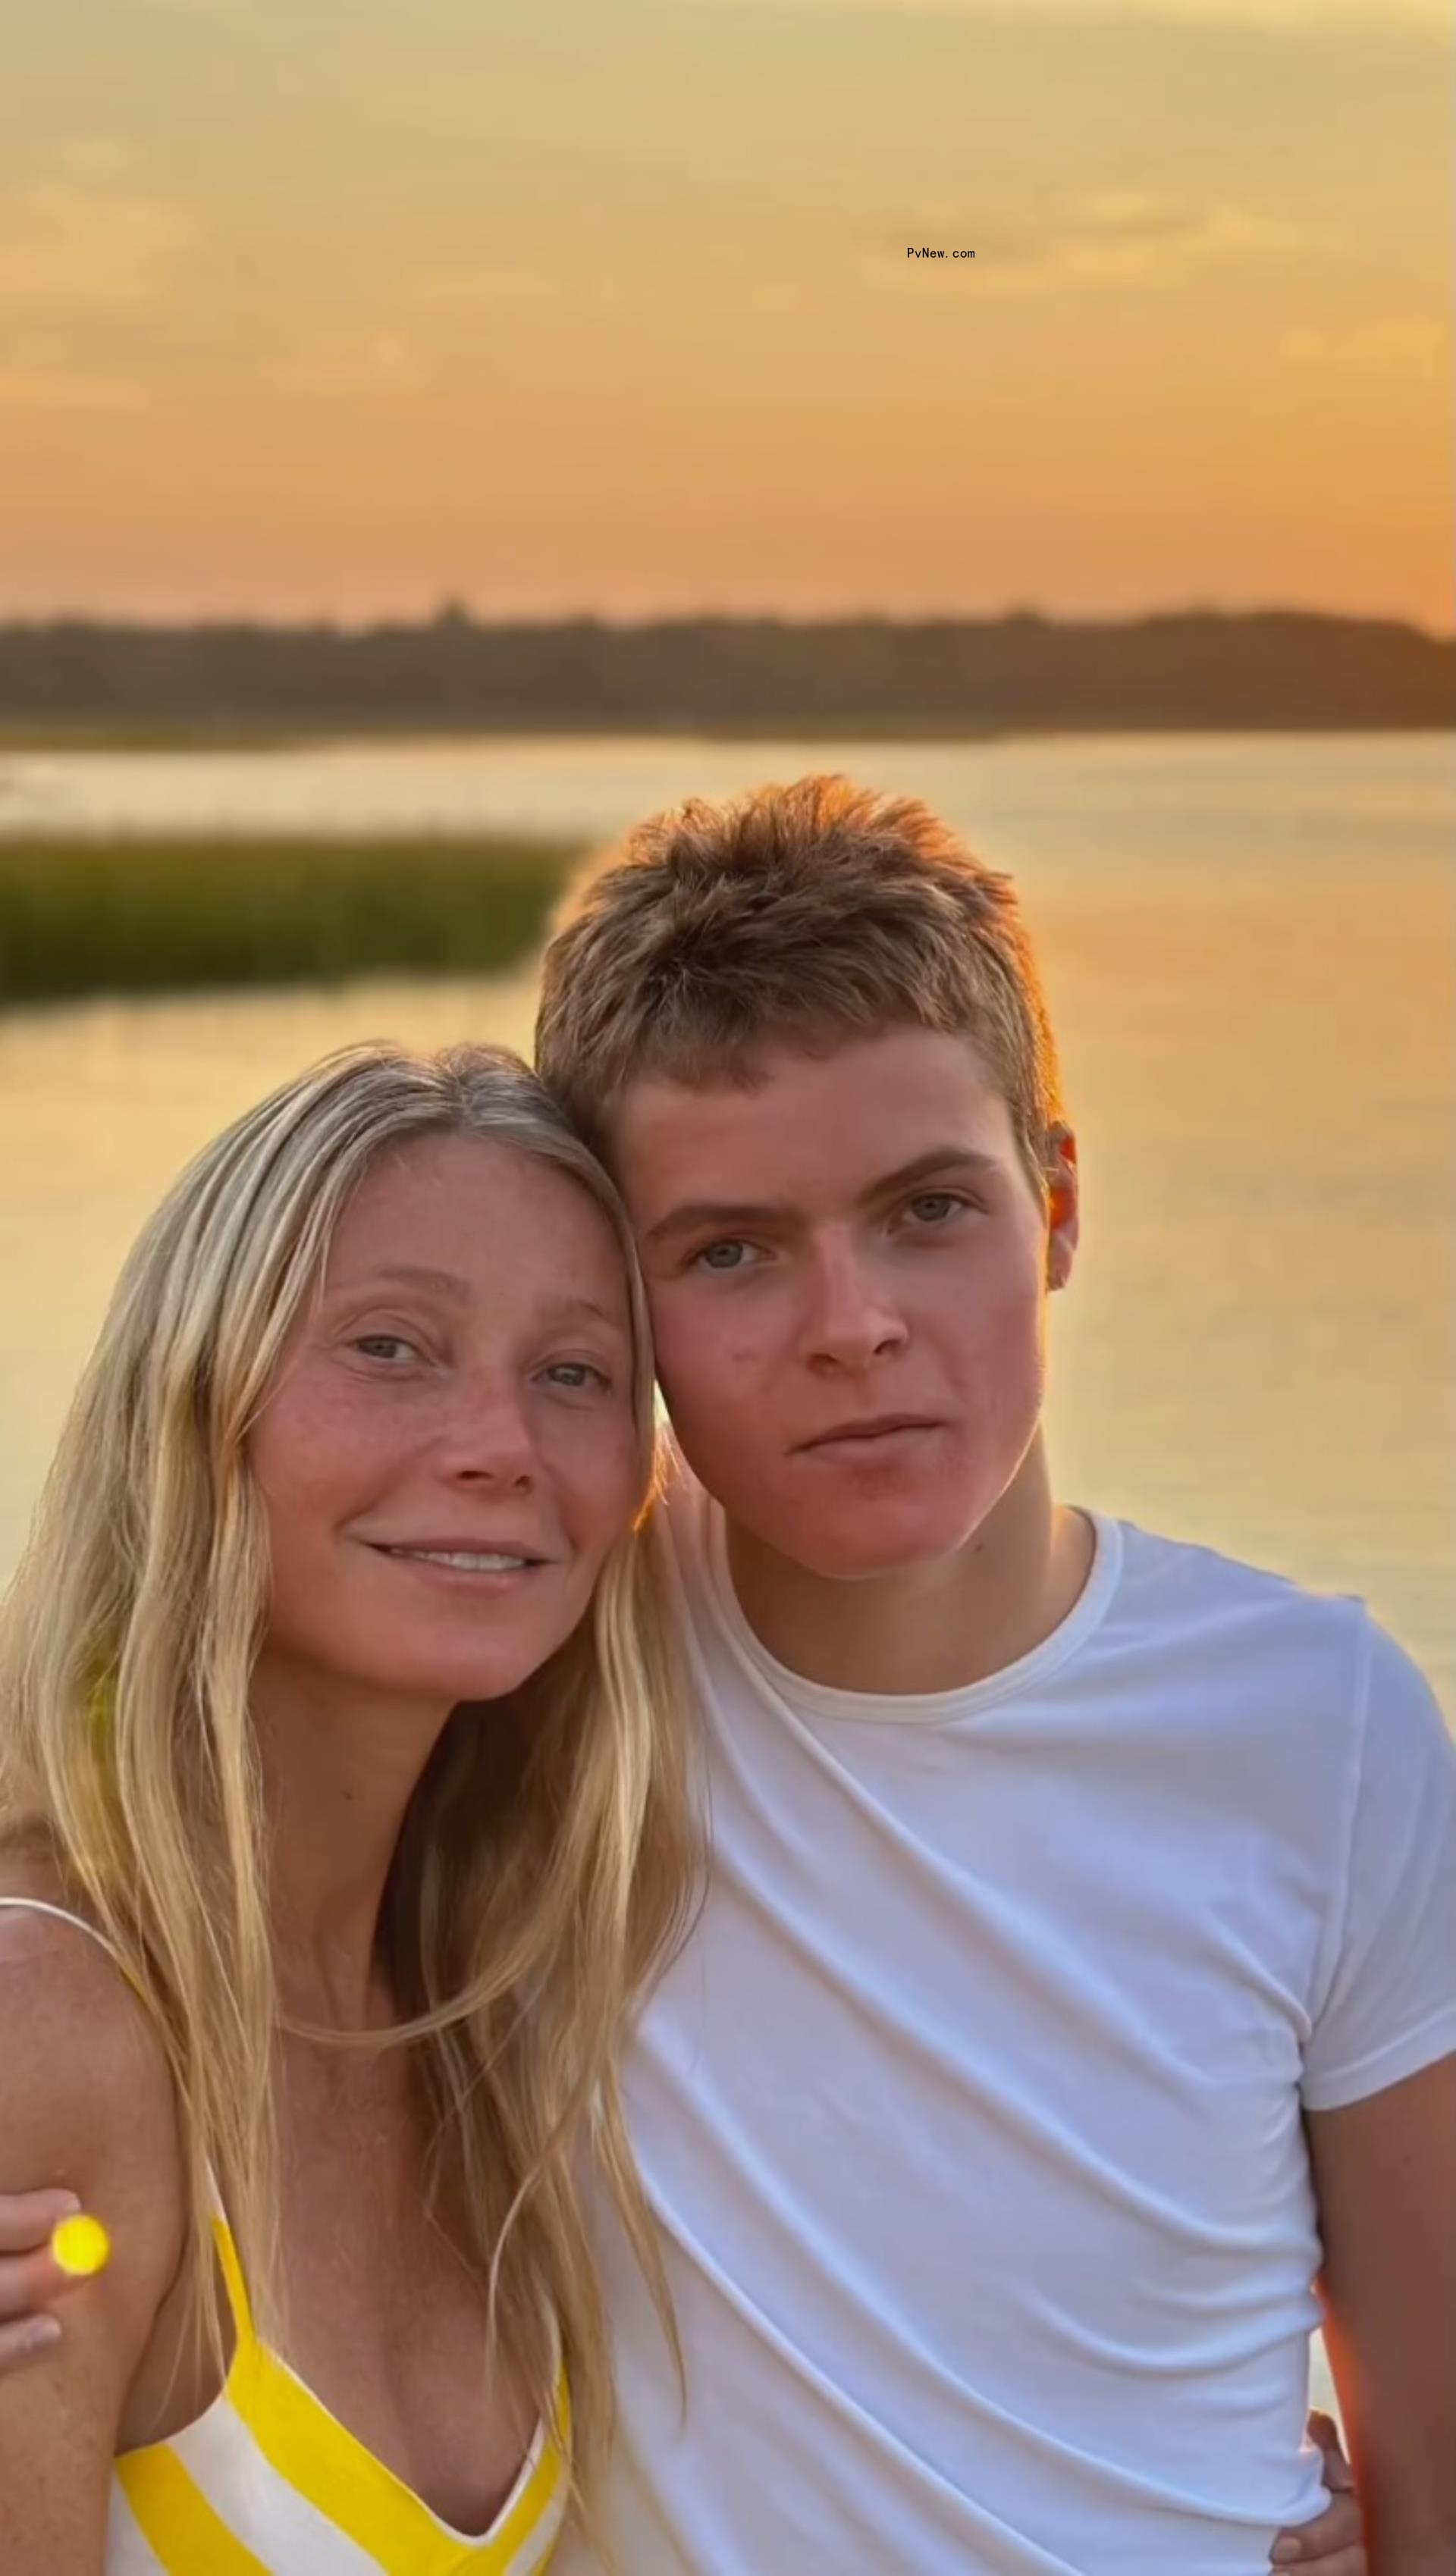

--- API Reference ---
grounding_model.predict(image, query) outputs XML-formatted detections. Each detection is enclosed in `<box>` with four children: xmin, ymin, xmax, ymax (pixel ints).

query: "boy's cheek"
<box><xmin>654</xmin><ymin>1305</ymin><xmax>758</xmax><ymax>1409</ymax></box>
<box><xmin>656</xmin><ymin>1364</ymin><xmax>766</xmax><ymax>1487</ymax></box>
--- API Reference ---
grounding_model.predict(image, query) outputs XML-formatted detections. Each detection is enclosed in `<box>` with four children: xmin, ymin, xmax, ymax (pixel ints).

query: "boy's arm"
<box><xmin>1307</xmin><ymin>2057</ymin><xmax>1456</xmax><ymax>2576</ymax></box>
<box><xmin>1297</xmin><ymin>1618</ymin><xmax>1456</xmax><ymax>2576</ymax></box>
<box><xmin>0</xmin><ymin>2189</ymin><xmax>90</xmax><ymax>2370</ymax></box>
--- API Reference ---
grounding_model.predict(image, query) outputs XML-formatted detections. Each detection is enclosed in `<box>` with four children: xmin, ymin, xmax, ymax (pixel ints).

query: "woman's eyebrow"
<box><xmin>542</xmin><ymin>1295</ymin><xmax>629</xmax><ymax>1333</ymax></box>
<box><xmin>331</xmin><ymin>1263</ymin><xmax>470</xmax><ymax>1301</ymax></box>
<box><xmin>326</xmin><ymin>1272</ymin><xmax>626</xmax><ymax>1332</ymax></box>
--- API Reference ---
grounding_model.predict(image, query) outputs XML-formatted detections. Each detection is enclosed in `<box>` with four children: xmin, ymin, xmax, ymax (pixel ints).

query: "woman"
<box><xmin>0</xmin><ymin>1041</ymin><xmax>1367</xmax><ymax>2574</ymax></box>
<box><xmin>0</xmin><ymin>1042</ymin><xmax>695</xmax><ymax>2573</ymax></box>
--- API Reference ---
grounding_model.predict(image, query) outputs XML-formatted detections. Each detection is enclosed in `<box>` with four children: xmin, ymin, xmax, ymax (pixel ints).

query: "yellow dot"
<box><xmin>50</xmin><ymin>2214</ymin><xmax>111</xmax><ymax>2278</ymax></box>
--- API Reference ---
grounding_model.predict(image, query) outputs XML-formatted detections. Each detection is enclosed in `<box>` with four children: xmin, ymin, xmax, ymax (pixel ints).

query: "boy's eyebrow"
<box><xmin>868</xmin><ymin>1146</ymin><xmax>1006</xmax><ymax>1197</ymax></box>
<box><xmin>642</xmin><ymin>1148</ymin><xmax>1005</xmax><ymax>1246</ymax></box>
<box><xmin>642</xmin><ymin>1199</ymin><xmax>785</xmax><ymax>1246</ymax></box>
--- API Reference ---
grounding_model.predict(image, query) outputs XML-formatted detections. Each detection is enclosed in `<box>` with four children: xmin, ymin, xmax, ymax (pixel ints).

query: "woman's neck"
<box><xmin>250</xmin><ymin>1650</ymin><xmax>454</xmax><ymax>2031</ymax></box>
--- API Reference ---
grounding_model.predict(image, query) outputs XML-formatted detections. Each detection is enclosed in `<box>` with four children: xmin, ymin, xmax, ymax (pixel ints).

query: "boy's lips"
<box><xmin>795</xmin><ymin>1414</ymin><xmax>942</xmax><ymax>1453</ymax></box>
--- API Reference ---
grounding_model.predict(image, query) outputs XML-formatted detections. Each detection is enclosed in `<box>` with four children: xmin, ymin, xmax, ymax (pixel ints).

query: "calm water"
<box><xmin>2</xmin><ymin>727</ymin><xmax>1448</xmax><ymax>861</ymax></box>
<box><xmin>2</xmin><ymin>732</ymin><xmax>1449</xmax><ymax>2416</ymax></box>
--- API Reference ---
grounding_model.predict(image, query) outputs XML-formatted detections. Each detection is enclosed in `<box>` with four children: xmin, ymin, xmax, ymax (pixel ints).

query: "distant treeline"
<box><xmin>0</xmin><ymin>610</ymin><xmax>1451</xmax><ymax>735</ymax></box>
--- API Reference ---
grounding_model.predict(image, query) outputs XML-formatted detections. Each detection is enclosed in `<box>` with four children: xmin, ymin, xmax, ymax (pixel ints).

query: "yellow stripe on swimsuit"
<box><xmin>111</xmin><ymin>2216</ymin><xmax>569</xmax><ymax>2576</ymax></box>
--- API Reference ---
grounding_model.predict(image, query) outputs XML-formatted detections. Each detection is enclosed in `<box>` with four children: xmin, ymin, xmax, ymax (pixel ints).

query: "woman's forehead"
<box><xmin>326</xmin><ymin>1133</ymin><xmax>632</xmax><ymax>1305</ymax></box>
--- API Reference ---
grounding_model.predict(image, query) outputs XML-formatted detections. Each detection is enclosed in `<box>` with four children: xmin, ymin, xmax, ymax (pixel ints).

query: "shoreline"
<box><xmin>3</xmin><ymin>716</ymin><xmax>1454</xmax><ymax>755</ymax></box>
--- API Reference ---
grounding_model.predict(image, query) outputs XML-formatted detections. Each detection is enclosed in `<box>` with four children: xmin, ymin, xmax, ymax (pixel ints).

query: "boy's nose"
<box><xmin>802</xmin><ymin>1244</ymin><xmax>908</xmax><ymax>1371</ymax></box>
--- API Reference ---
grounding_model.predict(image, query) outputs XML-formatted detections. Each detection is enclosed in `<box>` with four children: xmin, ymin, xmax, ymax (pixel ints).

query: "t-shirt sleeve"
<box><xmin>1301</xmin><ymin>1614</ymin><xmax>1456</xmax><ymax>2112</ymax></box>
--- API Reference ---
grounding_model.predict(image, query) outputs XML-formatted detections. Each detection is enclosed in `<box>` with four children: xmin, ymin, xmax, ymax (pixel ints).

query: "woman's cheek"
<box><xmin>558</xmin><ymin>1412</ymin><xmax>642</xmax><ymax>1549</ymax></box>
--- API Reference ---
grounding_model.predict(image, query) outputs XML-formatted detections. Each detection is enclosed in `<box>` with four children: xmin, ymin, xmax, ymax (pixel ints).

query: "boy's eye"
<box><xmin>905</xmin><ymin>1192</ymin><xmax>965</xmax><ymax>1226</ymax></box>
<box><xmin>692</xmin><ymin>1239</ymin><xmax>760</xmax><ymax>1274</ymax></box>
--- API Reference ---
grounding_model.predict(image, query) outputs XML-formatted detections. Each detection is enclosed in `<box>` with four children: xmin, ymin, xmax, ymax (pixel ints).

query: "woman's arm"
<box><xmin>0</xmin><ymin>1907</ymin><xmax>182</xmax><ymax>2576</ymax></box>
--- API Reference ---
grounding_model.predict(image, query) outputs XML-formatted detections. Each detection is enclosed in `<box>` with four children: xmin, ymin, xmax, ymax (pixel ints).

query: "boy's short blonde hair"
<box><xmin>535</xmin><ymin>772</ymin><xmax>1066</xmax><ymax>1193</ymax></box>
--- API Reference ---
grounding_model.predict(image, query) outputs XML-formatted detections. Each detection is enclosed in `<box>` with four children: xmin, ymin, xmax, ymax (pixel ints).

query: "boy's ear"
<box><xmin>1044</xmin><ymin>1126</ymin><xmax>1079</xmax><ymax>1290</ymax></box>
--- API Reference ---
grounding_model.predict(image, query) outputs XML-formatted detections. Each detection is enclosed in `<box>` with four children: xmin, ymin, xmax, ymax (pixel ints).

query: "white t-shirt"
<box><xmin>562</xmin><ymin>1478</ymin><xmax>1456</xmax><ymax>2576</ymax></box>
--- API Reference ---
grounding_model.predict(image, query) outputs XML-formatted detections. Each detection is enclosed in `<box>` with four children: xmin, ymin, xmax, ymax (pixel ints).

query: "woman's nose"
<box><xmin>441</xmin><ymin>1383</ymin><xmax>539</xmax><ymax>1488</ymax></box>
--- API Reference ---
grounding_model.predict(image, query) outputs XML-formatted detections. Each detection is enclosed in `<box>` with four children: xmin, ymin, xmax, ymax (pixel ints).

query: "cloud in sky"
<box><xmin>0</xmin><ymin>364</ymin><xmax>145</xmax><ymax>412</ymax></box>
<box><xmin>874</xmin><ymin>190</ymin><xmax>1344</xmax><ymax>288</ymax></box>
<box><xmin>403</xmin><ymin>263</ymin><xmax>807</xmax><ymax>321</ymax></box>
<box><xmin>0</xmin><ymin>181</ymin><xmax>199</xmax><ymax>316</ymax></box>
<box><xmin>761</xmin><ymin>0</ymin><xmax>1445</xmax><ymax>25</ymax></box>
<box><xmin>406</xmin><ymin>265</ymin><xmax>564</xmax><ymax>316</ymax></box>
<box><xmin>275</xmin><ymin>327</ymin><xmax>423</xmax><ymax>396</ymax></box>
<box><xmin>1011</xmin><ymin>189</ymin><xmax>1341</xmax><ymax>273</ymax></box>
<box><xmin>46</xmin><ymin>133</ymin><xmax>147</xmax><ymax>185</ymax></box>
<box><xmin>1282</xmin><ymin>318</ymin><xmax>1448</xmax><ymax>384</ymax></box>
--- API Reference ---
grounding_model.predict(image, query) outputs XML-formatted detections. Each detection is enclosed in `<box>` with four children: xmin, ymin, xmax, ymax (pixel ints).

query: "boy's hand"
<box><xmin>1270</xmin><ymin>2412</ymin><xmax>1363</xmax><ymax>2572</ymax></box>
<box><xmin>0</xmin><ymin>2192</ymin><xmax>84</xmax><ymax>2374</ymax></box>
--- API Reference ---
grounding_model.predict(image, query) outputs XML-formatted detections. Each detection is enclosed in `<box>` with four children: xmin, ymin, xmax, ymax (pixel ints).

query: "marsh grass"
<box><xmin>0</xmin><ymin>835</ymin><xmax>580</xmax><ymax>1006</ymax></box>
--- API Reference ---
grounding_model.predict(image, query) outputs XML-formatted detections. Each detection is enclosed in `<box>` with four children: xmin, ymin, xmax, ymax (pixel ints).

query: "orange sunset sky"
<box><xmin>1</xmin><ymin>0</ymin><xmax>1451</xmax><ymax>628</ymax></box>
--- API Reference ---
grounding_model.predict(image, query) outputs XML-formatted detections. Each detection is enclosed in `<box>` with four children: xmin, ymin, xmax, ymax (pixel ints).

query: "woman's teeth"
<box><xmin>385</xmin><ymin>1547</ymin><xmax>532</xmax><ymax>1572</ymax></box>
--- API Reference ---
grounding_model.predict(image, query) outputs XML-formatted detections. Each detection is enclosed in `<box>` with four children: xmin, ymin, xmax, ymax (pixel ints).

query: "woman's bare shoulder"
<box><xmin>0</xmin><ymin>1856</ymin><xmax>183</xmax><ymax>2310</ymax></box>
<box><xmin>0</xmin><ymin>1857</ymin><xmax>185</xmax><ymax>2566</ymax></box>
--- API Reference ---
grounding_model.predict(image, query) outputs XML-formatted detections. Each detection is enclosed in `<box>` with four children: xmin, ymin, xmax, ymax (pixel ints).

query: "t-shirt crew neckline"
<box><xmin>701</xmin><ymin>1500</ymin><xmax>1124</xmax><ymax>1726</ymax></box>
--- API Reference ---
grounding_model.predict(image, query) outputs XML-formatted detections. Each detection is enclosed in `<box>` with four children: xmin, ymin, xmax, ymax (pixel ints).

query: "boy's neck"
<box><xmin>723</xmin><ymin>1440</ymin><xmax>1096</xmax><ymax>1697</ymax></box>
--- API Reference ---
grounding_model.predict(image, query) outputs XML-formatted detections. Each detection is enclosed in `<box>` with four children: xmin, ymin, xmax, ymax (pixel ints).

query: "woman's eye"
<box><xmin>691</xmin><ymin>1239</ymin><xmax>760</xmax><ymax>1274</ymax></box>
<box><xmin>352</xmin><ymin>1333</ymin><xmax>420</xmax><ymax>1363</ymax></box>
<box><xmin>541</xmin><ymin>1361</ymin><xmax>611</xmax><ymax>1391</ymax></box>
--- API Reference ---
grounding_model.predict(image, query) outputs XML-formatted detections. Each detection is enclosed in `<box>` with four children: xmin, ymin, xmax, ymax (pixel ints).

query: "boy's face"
<box><xmin>612</xmin><ymin>1029</ymin><xmax>1078</xmax><ymax>1579</ymax></box>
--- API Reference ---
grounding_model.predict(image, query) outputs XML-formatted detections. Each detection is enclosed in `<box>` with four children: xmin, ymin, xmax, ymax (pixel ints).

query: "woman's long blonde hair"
<box><xmin>0</xmin><ymin>1042</ymin><xmax>697</xmax><ymax>2515</ymax></box>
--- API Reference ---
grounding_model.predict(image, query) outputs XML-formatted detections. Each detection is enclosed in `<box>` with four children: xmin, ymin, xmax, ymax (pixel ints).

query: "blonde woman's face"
<box><xmin>249</xmin><ymin>1133</ymin><xmax>641</xmax><ymax>1716</ymax></box>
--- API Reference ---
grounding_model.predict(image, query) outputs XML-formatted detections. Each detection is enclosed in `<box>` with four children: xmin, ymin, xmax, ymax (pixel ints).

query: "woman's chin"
<box><xmin>404</xmin><ymin>1653</ymin><xmax>553</xmax><ymax>1711</ymax></box>
<box><xmin>260</xmin><ymin>1639</ymin><xmax>556</xmax><ymax>1717</ymax></box>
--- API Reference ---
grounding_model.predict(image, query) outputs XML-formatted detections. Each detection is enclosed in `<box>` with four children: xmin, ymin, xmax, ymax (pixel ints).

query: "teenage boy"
<box><xmin>531</xmin><ymin>776</ymin><xmax>1455</xmax><ymax>2574</ymax></box>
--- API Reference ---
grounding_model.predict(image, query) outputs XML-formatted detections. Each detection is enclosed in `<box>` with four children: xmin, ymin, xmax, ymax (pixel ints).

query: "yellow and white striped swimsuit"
<box><xmin>0</xmin><ymin>1898</ymin><xmax>570</xmax><ymax>2576</ymax></box>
